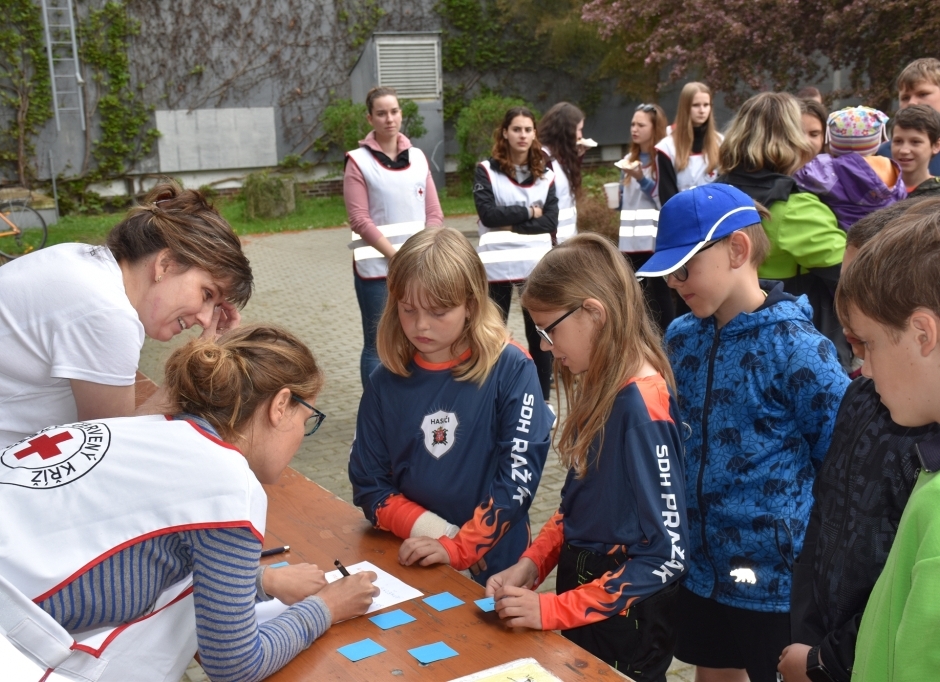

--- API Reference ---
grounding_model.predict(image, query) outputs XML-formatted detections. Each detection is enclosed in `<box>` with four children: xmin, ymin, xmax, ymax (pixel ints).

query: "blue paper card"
<box><xmin>369</xmin><ymin>609</ymin><xmax>416</xmax><ymax>630</ymax></box>
<box><xmin>422</xmin><ymin>592</ymin><xmax>464</xmax><ymax>611</ymax></box>
<box><xmin>268</xmin><ymin>561</ymin><xmax>289</xmax><ymax>569</ymax></box>
<box><xmin>337</xmin><ymin>638</ymin><xmax>386</xmax><ymax>662</ymax></box>
<box><xmin>474</xmin><ymin>597</ymin><xmax>496</xmax><ymax>612</ymax></box>
<box><xmin>408</xmin><ymin>641</ymin><xmax>459</xmax><ymax>664</ymax></box>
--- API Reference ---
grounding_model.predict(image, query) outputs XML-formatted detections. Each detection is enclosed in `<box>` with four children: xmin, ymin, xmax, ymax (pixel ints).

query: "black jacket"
<box><xmin>473</xmin><ymin>158</ymin><xmax>559</xmax><ymax>235</ymax></box>
<box><xmin>790</xmin><ymin>377</ymin><xmax>940</xmax><ymax>681</ymax></box>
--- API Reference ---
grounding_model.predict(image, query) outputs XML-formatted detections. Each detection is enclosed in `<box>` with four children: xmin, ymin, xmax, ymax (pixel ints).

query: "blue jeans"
<box><xmin>354</xmin><ymin>272</ymin><xmax>388</xmax><ymax>387</ymax></box>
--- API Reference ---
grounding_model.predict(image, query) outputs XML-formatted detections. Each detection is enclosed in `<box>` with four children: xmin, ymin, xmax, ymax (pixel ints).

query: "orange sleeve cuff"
<box><xmin>438</xmin><ymin>535</ymin><xmax>466</xmax><ymax>570</ymax></box>
<box><xmin>521</xmin><ymin>511</ymin><xmax>565</xmax><ymax>585</ymax></box>
<box><xmin>374</xmin><ymin>494</ymin><xmax>427</xmax><ymax>539</ymax></box>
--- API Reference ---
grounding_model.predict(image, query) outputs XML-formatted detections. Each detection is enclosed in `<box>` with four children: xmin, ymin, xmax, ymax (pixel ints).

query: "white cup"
<box><xmin>603</xmin><ymin>182</ymin><xmax>620</xmax><ymax>209</ymax></box>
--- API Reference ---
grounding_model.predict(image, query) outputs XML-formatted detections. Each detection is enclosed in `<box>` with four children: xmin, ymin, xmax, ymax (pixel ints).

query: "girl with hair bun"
<box><xmin>0</xmin><ymin>325</ymin><xmax>378</xmax><ymax>681</ymax></box>
<box><xmin>349</xmin><ymin>227</ymin><xmax>552</xmax><ymax>586</ymax></box>
<box><xmin>485</xmin><ymin>233</ymin><xmax>686</xmax><ymax>682</ymax></box>
<box><xmin>0</xmin><ymin>178</ymin><xmax>253</xmax><ymax>448</ymax></box>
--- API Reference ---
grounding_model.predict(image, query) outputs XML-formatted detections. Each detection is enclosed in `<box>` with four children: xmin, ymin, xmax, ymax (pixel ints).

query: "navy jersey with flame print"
<box><xmin>522</xmin><ymin>375</ymin><xmax>688</xmax><ymax>630</ymax></box>
<box><xmin>349</xmin><ymin>342</ymin><xmax>552</xmax><ymax>584</ymax></box>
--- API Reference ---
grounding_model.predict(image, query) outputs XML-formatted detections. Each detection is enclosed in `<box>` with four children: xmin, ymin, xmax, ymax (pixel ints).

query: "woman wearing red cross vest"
<box><xmin>0</xmin><ymin>325</ymin><xmax>378</xmax><ymax>681</ymax></box>
<box><xmin>344</xmin><ymin>86</ymin><xmax>444</xmax><ymax>388</ymax></box>
<box><xmin>0</xmin><ymin>179</ymin><xmax>252</xmax><ymax>449</ymax></box>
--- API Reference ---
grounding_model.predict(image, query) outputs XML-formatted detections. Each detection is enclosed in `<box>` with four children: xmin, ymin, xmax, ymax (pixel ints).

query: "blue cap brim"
<box><xmin>635</xmin><ymin>240</ymin><xmax>708</xmax><ymax>278</ymax></box>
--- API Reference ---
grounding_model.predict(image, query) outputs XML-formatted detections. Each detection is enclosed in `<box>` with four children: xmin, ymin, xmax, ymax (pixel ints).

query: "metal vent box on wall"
<box><xmin>155</xmin><ymin>108</ymin><xmax>278</xmax><ymax>173</ymax></box>
<box><xmin>350</xmin><ymin>33</ymin><xmax>444</xmax><ymax>190</ymax></box>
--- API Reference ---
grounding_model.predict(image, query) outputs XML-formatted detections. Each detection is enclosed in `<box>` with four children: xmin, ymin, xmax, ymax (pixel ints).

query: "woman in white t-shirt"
<box><xmin>0</xmin><ymin>180</ymin><xmax>252</xmax><ymax>448</ymax></box>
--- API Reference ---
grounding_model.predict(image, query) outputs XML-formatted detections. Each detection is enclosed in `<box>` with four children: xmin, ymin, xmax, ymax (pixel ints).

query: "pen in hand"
<box><xmin>334</xmin><ymin>559</ymin><xmax>351</xmax><ymax>577</ymax></box>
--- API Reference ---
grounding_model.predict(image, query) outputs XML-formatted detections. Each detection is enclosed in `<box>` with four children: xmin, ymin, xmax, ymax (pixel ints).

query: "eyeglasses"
<box><xmin>534</xmin><ymin>306</ymin><xmax>581</xmax><ymax>345</ymax></box>
<box><xmin>636</xmin><ymin>103</ymin><xmax>657</xmax><ymax>115</ymax></box>
<box><xmin>663</xmin><ymin>238</ymin><xmax>724</xmax><ymax>283</ymax></box>
<box><xmin>291</xmin><ymin>395</ymin><xmax>326</xmax><ymax>436</ymax></box>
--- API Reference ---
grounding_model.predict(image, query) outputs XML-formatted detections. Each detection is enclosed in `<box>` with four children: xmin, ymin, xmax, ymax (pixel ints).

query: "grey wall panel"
<box><xmin>156</xmin><ymin>107</ymin><xmax>277</xmax><ymax>173</ymax></box>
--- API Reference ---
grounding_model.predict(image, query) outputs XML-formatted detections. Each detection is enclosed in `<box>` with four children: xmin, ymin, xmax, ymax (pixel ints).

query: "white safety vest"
<box><xmin>619</xmin><ymin>208</ymin><xmax>660</xmax><ymax>254</ymax></box>
<box><xmin>619</xmin><ymin>161</ymin><xmax>660</xmax><ymax>253</ymax></box>
<box><xmin>0</xmin><ymin>416</ymin><xmax>267</xmax><ymax>682</ymax></box>
<box><xmin>347</xmin><ymin>146</ymin><xmax>429</xmax><ymax>279</ymax></box>
<box><xmin>655</xmin><ymin>134</ymin><xmax>721</xmax><ymax>192</ymax></box>
<box><xmin>476</xmin><ymin>160</ymin><xmax>554</xmax><ymax>283</ymax></box>
<box><xmin>542</xmin><ymin>146</ymin><xmax>577</xmax><ymax>243</ymax></box>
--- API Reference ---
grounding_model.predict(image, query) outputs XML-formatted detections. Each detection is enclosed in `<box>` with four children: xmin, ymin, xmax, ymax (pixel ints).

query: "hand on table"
<box><xmin>492</xmin><ymin>585</ymin><xmax>542</xmax><ymax>630</ymax></box>
<box><xmin>317</xmin><ymin>571</ymin><xmax>380</xmax><ymax>622</ymax></box>
<box><xmin>777</xmin><ymin>643</ymin><xmax>813</xmax><ymax>682</ymax></box>
<box><xmin>468</xmin><ymin>557</ymin><xmax>488</xmax><ymax>576</ymax></box>
<box><xmin>484</xmin><ymin>557</ymin><xmax>538</xmax><ymax>596</ymax></box>
<box><xmin>262</xmin><ymin>562</ymin><xmax>326</xmax><ymax>605</ymax></box>
<box><xmin>200</xmin><ymin>301</ymin><xmax>241</xmax><ymax>340</ymax></box>
<box><xmin>399</xmin><ymin>536</ymin><xmax>450</xmax><ymax>567</ymax></box>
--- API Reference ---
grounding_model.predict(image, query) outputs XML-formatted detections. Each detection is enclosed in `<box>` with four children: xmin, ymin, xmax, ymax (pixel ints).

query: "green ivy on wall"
<box><xmin>79</xmin><ymin>1</ymin><xmax>158</xmax><ymax>178</ymax></box>
<box><xmin>0</xmin><ymin>0</ymin><xmax>53</xmax><ymax>186</ymax></box>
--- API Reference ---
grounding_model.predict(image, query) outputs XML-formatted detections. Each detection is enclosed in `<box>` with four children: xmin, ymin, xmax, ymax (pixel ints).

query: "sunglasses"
<box><xmin>291</xmin><ymin>395</ymin><xmax>326</xmax><ymax>436</ymax></box>
<box><xmin>636</xmin><ymin>103</ymin><xmax>657</xmax><ymax>115</ymax></box>
<box><xmin>663</xmin><ymin>238</ymin><xmax>725</xmax><ymax>283</ymax></box>
<box><xmin>534</xmin><ymin>306</ymin><xmax>581</xmax><ymax>345</ymax></box>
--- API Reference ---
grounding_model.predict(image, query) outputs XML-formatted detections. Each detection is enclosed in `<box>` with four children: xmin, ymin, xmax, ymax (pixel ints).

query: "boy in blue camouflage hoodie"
<box><xmin>637</xmin><ymin>184</ymin><xmax>849</xmax><ymax>682</ymax></box>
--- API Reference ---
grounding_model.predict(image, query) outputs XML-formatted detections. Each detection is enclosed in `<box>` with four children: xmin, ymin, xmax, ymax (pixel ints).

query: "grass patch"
<box><xmin>45</xmin><ymin>183</ymin><xmax>478</xmax><ymax>247</ymax></box>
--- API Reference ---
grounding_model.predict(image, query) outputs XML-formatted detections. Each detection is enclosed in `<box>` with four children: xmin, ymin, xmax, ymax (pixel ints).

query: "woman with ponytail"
<box><xmin>0</xmin><ymin>325</ymin><xmax>378</xmax><ymax>681</ymax></box>
<box><xmin>0</xmin><ymin>178</ymin><xmax>253</xmax><ymax>448</ymax></box>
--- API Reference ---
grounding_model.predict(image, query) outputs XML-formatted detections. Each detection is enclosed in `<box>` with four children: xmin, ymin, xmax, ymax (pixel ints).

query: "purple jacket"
<box><xmin>793</xmin><ymin>153</ymin><xmax>906</xmax><ymax>231</ymax></box>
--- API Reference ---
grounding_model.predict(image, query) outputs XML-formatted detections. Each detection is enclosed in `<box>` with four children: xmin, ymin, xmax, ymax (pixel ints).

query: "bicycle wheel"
<box><xmin>0</xmin><ymin>203</ymin><xmax>47</xmax><ymax>259</ymax></box>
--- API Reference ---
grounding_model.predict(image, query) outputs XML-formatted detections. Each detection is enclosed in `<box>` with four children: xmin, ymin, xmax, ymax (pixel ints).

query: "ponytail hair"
<box><xmin>106</xmin><ymin>179</ymin><xmax>253</xmax><ymax>307</ymax></box>
<box><xmin>377</xmin><ymin>228</ymin><xmax>507</xmax><ymax>385</ymax></box>
<box><xmin>521</xmin><ymin>233</ymin><xmax>674</xmax><ymax>477</ymax></box>
<box><xmin>163</xmin><ymin>325</ymin><xmax>323</xmax><ymax>443</ymax></box>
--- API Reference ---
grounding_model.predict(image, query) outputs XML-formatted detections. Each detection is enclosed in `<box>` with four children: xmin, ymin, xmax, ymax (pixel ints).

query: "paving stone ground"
<box><xmin>153</xmin><ymin>219</ymin><xmax>696</xmax><ymax>682</ymax></box>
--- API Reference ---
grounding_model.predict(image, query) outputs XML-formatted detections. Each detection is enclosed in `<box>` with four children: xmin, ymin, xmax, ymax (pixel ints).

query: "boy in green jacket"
<box><xmin>835</xmin><ymin>210</ymin><xmax>940</xmax><ymax>682</ymax></box>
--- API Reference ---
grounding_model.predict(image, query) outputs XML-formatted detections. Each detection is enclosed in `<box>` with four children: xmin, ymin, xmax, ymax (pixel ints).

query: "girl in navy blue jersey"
<box><xmin>348</xmin><ymin>227</ymin><xmax>552</xmax><ymax>584</ymax></box>
<box><xmin>485</xmin><ymin>233</ymin><xmax>687</xmax><ymax>682</ymax></box>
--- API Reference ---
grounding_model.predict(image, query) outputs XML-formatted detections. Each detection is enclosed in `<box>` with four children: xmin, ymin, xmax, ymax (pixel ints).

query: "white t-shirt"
<box><xmin>0</xmin><ymin>243</ymin><xmax>144</xmax><ymax>447</ymax></box>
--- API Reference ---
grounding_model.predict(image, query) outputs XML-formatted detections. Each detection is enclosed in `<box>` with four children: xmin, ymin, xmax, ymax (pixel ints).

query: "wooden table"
<box><xmin>261</xmin><ymin>468</ymin><xmax>626</xmax><ymax>681</ymax></box>
<box><xmin>134</xmin><ymin>372</ymin><xmax>625</xmax><ymax>681</ymax></box>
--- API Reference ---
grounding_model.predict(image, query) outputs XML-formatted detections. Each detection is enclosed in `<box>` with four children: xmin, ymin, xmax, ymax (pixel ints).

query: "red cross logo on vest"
<box><xmin>14</xmin><ymin>432</ymin><xmax>74</xmax><ymax>460</ymax></box>
<box><xmin>417</xmin><ymin>186</ymin><xmax>425</xmax><ymax>199</ymax></box>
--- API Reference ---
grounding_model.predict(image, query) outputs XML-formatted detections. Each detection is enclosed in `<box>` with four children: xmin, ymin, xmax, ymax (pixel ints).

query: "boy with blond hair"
<box><xmin>835</xmin><ymin>211</ymin><xmax>940</xmax><ymax>682</ymax></box>
<box><xmin>638</xmin><ymin>184</ymin><xmax>849</xmax><ymax>682</ymax></box>
<box><xmin>876</xmin><ymin>57</ymin><xmax>940</xmax><ymax>176</ymax></box>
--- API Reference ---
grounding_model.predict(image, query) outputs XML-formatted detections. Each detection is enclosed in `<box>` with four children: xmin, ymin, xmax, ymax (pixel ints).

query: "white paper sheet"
<box><xmin>254</xmin><ymin>560</ymin><xmax>424</xmax><ymax>623</ymax></box>
<box><xmin>324</xmin><ymin>560</ymin><xmax>423</xmax><ymax>614</ymax></box>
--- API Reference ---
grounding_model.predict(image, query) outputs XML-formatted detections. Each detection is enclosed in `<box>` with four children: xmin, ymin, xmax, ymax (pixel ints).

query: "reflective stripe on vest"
<box><xmin>477</xmin><ymin>231</ymin><xmax>552</xmax><ymax>283</ymax></box>
<box><xmin>556</xmin><ymin>206</ymin><xmax>577</xmax><ymax>243</ymax></box>
<box><xmin>619</xmin><ymin>209</ymin><xmax>659</xmax><ymax>253</ymax></box>
<box><xmin>346</xmin><ymin>146</ymin><xmax>428</xmax><ymax>279</ymax></box>
<box><xmin>349</xmin><ymin>221</ymin><xmax>424</xmax><ymax>279</ymax></box>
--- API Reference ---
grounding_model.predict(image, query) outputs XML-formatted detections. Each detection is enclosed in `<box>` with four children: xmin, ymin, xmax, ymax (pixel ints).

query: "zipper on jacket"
<box><xmin>699</xmin><ymin>325</ymin><xmax>722</xmax><ymax>597</ymax></box>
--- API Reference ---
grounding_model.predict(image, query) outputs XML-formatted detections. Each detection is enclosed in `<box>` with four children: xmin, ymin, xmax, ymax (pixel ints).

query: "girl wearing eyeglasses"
<box><xmin>0</xmin><ymin>325</ymin><xmax>378</xmax><ymax>681</ymax></box>
<box><xmin>485</xmin><ymin>233</ymin><xmax>686</xmax><ymax>682</ymax></box>
<box><xmin>655</xmin><ymin>82</ymin><xmax>722</xmax><ymax>206</ymax></box>
<box><xmin>348</xmin><ymin>228</ymin><xmax>552</xmax><ymax>585</ymax></box>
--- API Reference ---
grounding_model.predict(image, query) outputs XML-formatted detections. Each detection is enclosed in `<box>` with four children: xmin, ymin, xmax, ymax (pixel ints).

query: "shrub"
<box><xmin>454</xmin><ymin>93</ymin><xmax>535</xmax><ymax>178</ymax></box>
<box><xmin>243</xmin><ymin>171</ymin><xmax>295</xmax><ymax>220</ymax></box>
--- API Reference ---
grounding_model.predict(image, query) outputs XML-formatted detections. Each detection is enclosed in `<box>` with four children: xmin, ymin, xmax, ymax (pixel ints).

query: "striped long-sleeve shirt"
<box><xmin>38</xmin><ymin>527</ymin><xmax>331</xmax><ymax>682</ymax></box>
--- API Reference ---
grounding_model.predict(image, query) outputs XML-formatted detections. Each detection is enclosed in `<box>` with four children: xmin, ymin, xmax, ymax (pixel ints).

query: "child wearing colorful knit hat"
<box><xmin>794</xmin><ymin>106</ymin><xmax>907</xmax><ymax>230</ymax></box>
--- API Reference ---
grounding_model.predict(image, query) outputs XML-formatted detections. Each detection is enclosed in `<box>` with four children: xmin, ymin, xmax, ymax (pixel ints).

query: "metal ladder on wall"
<box><xmin>40</xmin><ymin>0</ymin><xmax>85</xmax><ymax>132</ymax></box>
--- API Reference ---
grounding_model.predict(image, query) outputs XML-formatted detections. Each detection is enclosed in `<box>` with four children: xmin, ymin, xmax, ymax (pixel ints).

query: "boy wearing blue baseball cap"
<box><xmin>637</xmin><ymin>184</ymin><xmax>849</xmax><ymax>682</ymax></box>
